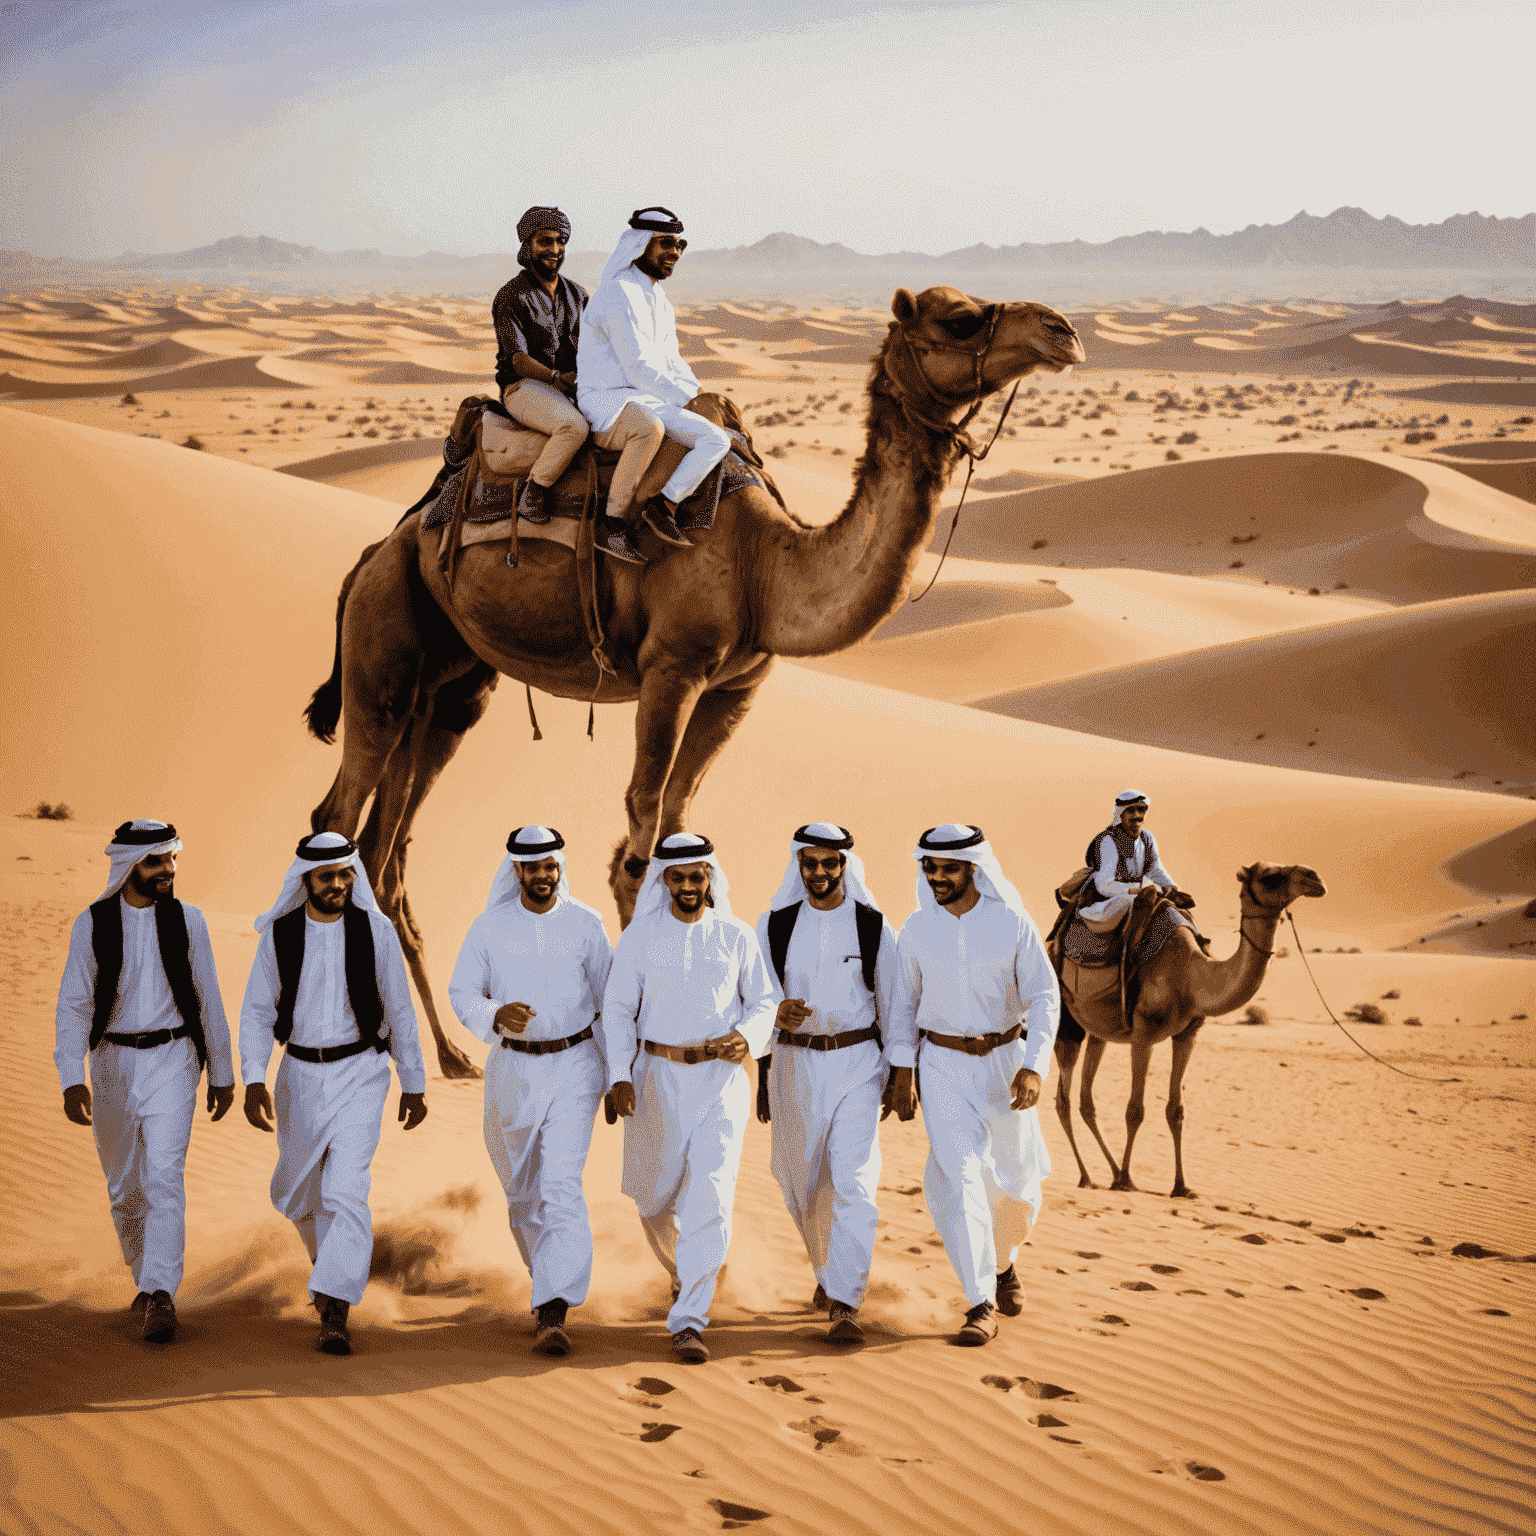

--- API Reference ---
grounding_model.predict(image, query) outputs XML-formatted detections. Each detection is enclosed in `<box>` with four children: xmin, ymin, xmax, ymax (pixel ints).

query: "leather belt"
<box><xmin>501</xmin><ymin>1024</ymin><xmax>595</xmax><ymax>1055</ymax></box>
<box><xmin>776</xmin><ymin>1025</ymin><xmax>882</xmax><ymax>1052</ymax></box>
<box><xmin>286</xmin><ymin>1038</ymin><xmax>374</xmax><ymax>1064</ymax></box>
<box><xmin>103</xmin><ymin>1023</ymin><xmax>194</xmax><ymax>1049</ymax></box>
<box><xmin>919</xmin><ymin>1022</ymin><xmax>1023</xmax><ymax>1057</ymax></box>
<box><xmin>643</xmin><ymin>1039</ymin><xmax>730</xmax><ymax>1065</ymax></box>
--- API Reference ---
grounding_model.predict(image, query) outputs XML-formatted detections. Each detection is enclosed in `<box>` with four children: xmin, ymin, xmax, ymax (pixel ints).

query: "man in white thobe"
<box><xmin>753</xmin><ymin>823</ymin><xmax>897</xmax><ymax>1345</ymax></box>
<box><xmin>240</xmin><ymin>831</ymin><xmax>427</xmax><ymax>1355</ymax></box>
<box><xmin>1078</xmin><ymin>789</ymin><xmax>1191</xmax><ymax>932</ymax></box>
<box><xmin>54</xmin><ymin>819</ymin><xmax>236</xmax><ymax>1344</ymax></box>
<box><xmin>603</xmin><ymin>833</ymin><xmax>776</xmax><ymax>1363</ymax></box>
<box><xmin>576</xmin><ymin>206</ymin><xmax>733</xmax><ymax>562</ymax></box>
<box><xmin>886</xmin><ymin>824</ymin><xmax>1060</xmax><ymax>1347</ymax></box>
<box><xmin>448</xmin><ymin>825</ymin><xmax>612</xmax><ymax>1357</ymax></box>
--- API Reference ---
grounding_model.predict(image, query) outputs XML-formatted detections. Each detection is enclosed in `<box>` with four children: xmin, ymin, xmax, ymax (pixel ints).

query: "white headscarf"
<box><xmin>912</xmin><ymin>823</ymin><xmax>1028</xmax><ymax>919</ymax></box>
<box><xmin>97</xmin><ymin>818</ymin><xmax>182</xmax><ymax>901</ymax></box>
<box><xmin>632</xmin><ymin>832</ymin><xmax>733</xmax><ymax>924</ymax></box>
<box><xmin>482</xmin><ymin>825</ymin><xmax>603</xmax><ymax>920</ymax></box>
<box><xmin>1114</xmin><ymin>789</ymin><xmax>1150</xmax><ymax>821</ymax></box>
<box><xmin>595</xmin><ymin>207</ymin><xmax>683</xmax><ymax>292</ymax></box>
<box><xmin>768</xmin><ymin>822</ymin><xmax>880</xmax><ymax>912</ymax></box>
<box><xmin>254</xmin><ymin>831</ymin><xmax>380</xmax><ymax>933</ymax></box>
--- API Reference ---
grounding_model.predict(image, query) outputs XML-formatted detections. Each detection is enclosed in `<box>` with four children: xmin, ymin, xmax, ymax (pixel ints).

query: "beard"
<box><xmin>309</xmin><ymin>884</ymin><xmax>349</xmax><ymax>913</ymax></box>
<box><xmin>531</xmin><ymin>249</ymin><xmax>564</xmax><ymax>280</ymax></box>
<box><xmin>930</xmin><ymin>875</ymin><xmax>972</xmax><ymax>906</ymax></box>
<box><xmin>673</xmin><ymin>887</ymin><xmax>706</xmax><ymax>912</ymax></box>
<box><xmin>128</xmin><ymin>868</ymin><xmax>173</xmax><ymax>901</ymax></box>
<box><xmin>805</xmin><ymin>873</ymin><xmax>843</xmax><ymax>901</ymax></box>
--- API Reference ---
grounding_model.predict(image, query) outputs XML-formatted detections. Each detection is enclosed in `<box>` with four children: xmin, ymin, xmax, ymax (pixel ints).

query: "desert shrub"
<box><xmin>180</xmin><ymin>435</ymin><xmax>204</xmax><ymax>450</ymax></box>
<box><xmin>1344</xmin><ymin>1002</ymin><xmax>1387</xmax><ymax>1024</ymax></box>
<box><xmin>31</xmin><ymin>801</ymin><xmax>73</xmax><ymax>820</ymax></box>
<box><xmin>1241</xmin><ymin>1004</ymin><xmax>1269</xmax><ymax>1025</ymax></box>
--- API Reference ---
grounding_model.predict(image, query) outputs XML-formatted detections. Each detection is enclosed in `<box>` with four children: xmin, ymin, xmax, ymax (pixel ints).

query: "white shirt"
<box><xmin>576</xmin><ymin>266</ymin><xmax>699</xmax><ymax>434</ymax></box>
<box><xmin>448</xmin><ymin>895</ymin><xmax>613</xmax><ymax>1049</ymax></box>
<box><xmin>887</xmin><ymin>896</ymin><xmax>1060</xmax><ymax>1076</ymax></box>
<box><xmin>752</xmin><ymin>899</ymin><xmax>898</xmax><ymax>1041</ymax></box>
<box><xmin>54</xmin><ymin>896</ymin><xmax>235</xmax><ymax>1091</ymax></box>
<box><xmin>1093</xmin><ymin>828</ymin><xmax>1175</xmax><ymax>900</ymax></box>
<box><xmin>238</xmin><ymin>908</ymin><xmax>427</xmax><ymax>1093</ymax></box>
<box><xmin>600</xmin><ymin>907</ymin><xmax>777</xmax><ymax>1089</ymax></box>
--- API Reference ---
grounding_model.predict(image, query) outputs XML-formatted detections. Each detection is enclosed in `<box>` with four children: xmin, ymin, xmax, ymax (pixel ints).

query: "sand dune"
<box><xmin>976</xmin><ymin>588</ymin><xmax>1536</xmax><ymax>795</ymax></box>
<box><xmin>933</xmin><ymin>451</ymin><xmax>1536</xmax><ymax>603</ymax></box>
<box><xmin>3</xmin><ymin>320</ymin><xmax>1535</xmax><ymax>1536</ymax></box>
<box><xmin>1431</xmin><ymin>440</ymin><xmax>1536</xmax><ymax>503</ymax></box>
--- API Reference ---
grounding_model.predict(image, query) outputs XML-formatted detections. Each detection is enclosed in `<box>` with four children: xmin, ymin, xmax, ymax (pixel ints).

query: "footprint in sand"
<box><xmin>1049</xmin><ymin>1434</ymin><xmax>1084</xmax><ymax>1445</ymax></box>
<box><xmin>709</xmin><ymin>1498</ymin><xmax>771</xmax><ymax>1525</ymax></box>
<box><xmin>1225</xmin><ymin>1289</ymin><xmax>1245</xmax><ymax>1298</ymax></box>
<box><xmin>1178</xmin><ymin>1289</ymin><xmax>1207</xmax><ymax>1296</ymax></box>
<box><xmin>1347</xmin><ymin>1288</ymin><xmax>1386</xmax><ymax>1300</ymax></box>
<box><xmin>1319</xmin><ymin>1234</ymin><xmax>1347</xmax><ymax>1244</ymax></box>
<box><xmin>1120</xmin><ymin>1280</ymin><xmax>1157</xmax><ymax>1292</ymax></box>
<box><xmin>1149</xmin><ymin>1264</ymin><xmax>1181</xmax><ymax>1275</ymax></box>
<box><xmin>639</xmin><ymin>1423</ymin><xmax>682</xmax><ymax>1442</ymax></box>
<box><xmin>1238</xmin><ymin>1234</ymin><xmax>1268</xmax><ymax>1245</ymax></box>
<box><xmin>633</xmin><ymin>1376</ymin><xmax>675</xmax><ymax>1395</ymax></box>
<box><xmin>1186</xmin><ymin>1462</ymin><xmax>1227</xmax><ymax>1481</ymax></box>
<box><xmin>753</xmin><ymin>1375</ymin><xmax>803</xmax><ymax>1393</ymax></box>
<box><xmin>1097</xmin><ymin>1314</ymin><xmax>1129</xmax><ymax>1326</ymax></box>
<box><xmin>1017</xmin><ymin>1378</ymin><xmax>1078</xmax><ymax>1400</ymax></box>
<box><xmin>1075</xmin><ymin>1251</ymin><xmax>1103</xmax><ymax>1260</ymax></box>
<box><xmin>1478</xmin><ymin>1308</ymin><xmax>1512</xmax><ymax>1316</ymax></box>
<box><xmin>788</xmin><ymin>1415</ymin><xmax>865</xmax><ymax>1456</ymax></box>
<box><xmin>1030</xmin><ymin>1412</ymin><xmax>1070</xmax><ymax>1428</ymax></box>
<box><xmin>981</xmin><ymin>1375</ymin><xmax>1014</xmax><ymax>1391</ymax></box>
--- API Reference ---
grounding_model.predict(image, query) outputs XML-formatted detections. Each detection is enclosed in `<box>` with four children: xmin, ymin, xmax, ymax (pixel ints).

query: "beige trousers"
<box><xmin>501</xmin><ymin>379</ymin><xmax>590</xmax><ymax>488</ymax></box>
<box><xmin>593</xmin><ymin>402</ymin><xmax>666</xmax><ymax>521</ymax></box>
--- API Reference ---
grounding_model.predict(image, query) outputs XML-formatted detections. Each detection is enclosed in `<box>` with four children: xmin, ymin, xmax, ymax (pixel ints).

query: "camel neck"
<box><xmin>752</xmin><ymin>354</ymin><xmax>956</xmax><ymax>657</ymax></box>
<box><xmin>1191</xmin><ymin>906</ymin><xmax>1281</xmax><ymax>1017</ymax></box>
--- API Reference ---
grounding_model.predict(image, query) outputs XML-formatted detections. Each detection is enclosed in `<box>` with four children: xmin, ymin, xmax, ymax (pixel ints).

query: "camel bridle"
<box><xmin>1236</xmin><ymin>871</ymin><xmax>1288</xmax><ymax>957</ymax></box>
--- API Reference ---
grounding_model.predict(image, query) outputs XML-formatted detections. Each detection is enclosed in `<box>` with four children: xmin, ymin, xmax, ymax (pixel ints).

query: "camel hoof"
<box><xmin>438</xmin><ymin>1049</ymin><xmax>483</xmax><ymax>1081</ymax></box>
<box><xmin>1077</xmin><ymin>1175</ymin><xmax>1097</xmax><ymax>1189</ymax></box>
<box><xmin>1110</xmin><ymin>1177</ymin><xmax>1139</xmax><ymax>1193</ymax></box>
<box><xmin>1170</xmin><ymin>1186</ymin><xmax>1198</xmax><ymax>1200</ymax></box>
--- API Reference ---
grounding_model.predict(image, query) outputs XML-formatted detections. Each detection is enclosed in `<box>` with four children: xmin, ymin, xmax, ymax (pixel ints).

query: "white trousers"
<box><xmin>623</xmin><ymin>1052</ymin><xmax>750</xmax><ymax>1335</ymax></box>
<box><xmin>483</xmin><ymin>1037</ymin><xmax>603</xmax><ymax>1309</ymax></box>
<box><xmin>270</xmin><ymin>1050</ymin><xmax>392</xmax><ymax>1306</ymax></box>
<box><xmin>768</xmin><ymin>1040</ymin><xmax>882</xmax><ymax>1309</ymax></box>
<box><xmin>90</xmin><ymin>1038</ymin><xmax>200</xmax><ymax>1296</ymax></box>
<box><xmin>919</xmin><ymin>1037</ymin><xmax>1051</xmax><ymax>1307</ymax></box>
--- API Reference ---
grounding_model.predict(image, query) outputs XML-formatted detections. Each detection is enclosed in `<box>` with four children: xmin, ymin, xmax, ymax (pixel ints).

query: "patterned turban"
<box><xmin>516</xmin><ymin>206</ymin><xmax>571</xmax><ymax>269</ymax></box>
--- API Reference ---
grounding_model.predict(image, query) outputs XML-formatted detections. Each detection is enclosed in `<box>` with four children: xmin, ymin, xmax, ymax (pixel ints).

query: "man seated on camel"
<box><xmin>1077</xmin><ymin>790</ymin><xmax>1195</xmax><ymax>933</ymax></box>
<box><xmin>492</xmin><ymin>206</ymin><xmax>590</xmax><ymax>527</ymax></box>
<box><xmin>576</xmin><ymin>206</ymin><xmax>733</xmax><ymax>565</ymax></box>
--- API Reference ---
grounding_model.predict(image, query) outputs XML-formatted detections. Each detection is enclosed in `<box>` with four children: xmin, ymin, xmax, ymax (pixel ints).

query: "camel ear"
<box><xmin>892</xmin><ymin>288</ymin><xmax>918</xmax><ymax>323</ymax></box>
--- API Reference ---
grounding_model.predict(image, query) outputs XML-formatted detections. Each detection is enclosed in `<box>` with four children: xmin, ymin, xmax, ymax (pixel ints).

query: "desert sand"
<box><xmin>1</xmin><ymin>282</ymin><xmax>1533</xmax><ymax>1536</ymax></box>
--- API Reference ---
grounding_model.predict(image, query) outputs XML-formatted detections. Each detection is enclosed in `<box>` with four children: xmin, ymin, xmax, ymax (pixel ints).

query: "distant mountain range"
<box><xmin>3</xmin><ymin>209</ymin><xmax>1531</xmax><ymax>285</ymax></box>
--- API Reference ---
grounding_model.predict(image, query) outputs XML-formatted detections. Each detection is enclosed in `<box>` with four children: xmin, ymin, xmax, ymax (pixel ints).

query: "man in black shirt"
<box><xmin>492</xmin><ymin>207</ymin><xmax>590</xmax><ymax>524</ymax></box>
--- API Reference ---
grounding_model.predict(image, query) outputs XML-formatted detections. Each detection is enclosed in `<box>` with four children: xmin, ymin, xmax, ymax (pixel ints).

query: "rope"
<box><xmin>1285</xmin><ymin>912</ymin><xmax>1461</xmax><ymax>1083</ymax></box>
<box><xmin>909</xmin><ymin>377</ymin><xmax>1022</xmax><ymax>605</ymax></box>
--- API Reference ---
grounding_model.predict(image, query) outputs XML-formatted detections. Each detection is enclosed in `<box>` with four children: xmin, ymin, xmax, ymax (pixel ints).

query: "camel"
<box><xmin>301</xmin><ymin>286</ymin><xmax>1086</xmax><ymax>1077</ymax></box>
<box><xmin>1052</xmin><ymin>862</ymin><xmax>1327</xmax><ymax>1198</ymax></box>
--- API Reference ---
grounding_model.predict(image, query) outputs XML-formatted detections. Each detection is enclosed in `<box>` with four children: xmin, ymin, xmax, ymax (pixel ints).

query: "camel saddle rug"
<box><xmin>418</xmin><ymin>396</ymin><xmax>764</xmax><ymax>544</ymax></box>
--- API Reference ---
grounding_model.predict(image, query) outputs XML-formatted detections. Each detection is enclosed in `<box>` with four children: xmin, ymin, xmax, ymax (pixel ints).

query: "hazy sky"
<box><xmin>2</xmin><ymin>0</ymin><xmax>1531</xmax><ymax>259</ymax></box>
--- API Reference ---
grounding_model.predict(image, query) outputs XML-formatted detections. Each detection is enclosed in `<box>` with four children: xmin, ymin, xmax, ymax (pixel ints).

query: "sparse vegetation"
<box><xmin>29</xmin><ymin>801</ymin><xmax>73</xmax><ymax>821</ymax></box>
<box><xmin>1344</xmin><ymin>1002</ymin><xmax>1387</xmax><ymax>1024</ymax></box>
<box><xmin>1241</xmin><ymin>1004</ymin><xmax>1269</xmax><ymax>1025</ymax></box>
<box><xmin>180</xmin><ymin>435</ymin><xmax>205</xmax><ymax>450</ymax></box>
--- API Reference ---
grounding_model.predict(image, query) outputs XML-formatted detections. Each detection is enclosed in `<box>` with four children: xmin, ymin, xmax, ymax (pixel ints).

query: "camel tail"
<box><xmin>303</xmin><ymin>539</ymin><xmax>384</xmax><ymax>744</ymax></box>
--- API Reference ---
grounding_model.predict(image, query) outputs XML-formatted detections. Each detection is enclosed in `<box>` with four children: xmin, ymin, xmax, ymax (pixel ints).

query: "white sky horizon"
<box><xmin>2</xmin><ymin>0</ymin><xmax>1532</xmax><ymax>261</ymax></box>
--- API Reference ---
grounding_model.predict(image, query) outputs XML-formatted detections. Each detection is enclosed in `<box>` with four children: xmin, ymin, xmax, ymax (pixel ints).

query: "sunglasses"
<box><xmin>652</xmin><ymin>237</ymin><xmax>688</xmax><ymax>253</ymax></box>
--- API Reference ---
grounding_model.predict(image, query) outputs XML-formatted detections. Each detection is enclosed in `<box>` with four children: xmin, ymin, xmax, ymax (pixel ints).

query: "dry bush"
<box><xmin>1241</xmin><ymin>1004</ymin><xmax>1269</xmax><ymax>1026</ymax></box>
<box><xmin>1344</xmin><ymin>1002</ymin><xmax>1387</xmax><ymax>1024</ymax></box>
<box><xmin>180</xmin><ymin>435</ymin><xmax>204</xmax><ymax>450</ymax></box>
<box><xmin>30</xmin><ymin>801</ymin><xmax>73</xmax><ymax>821</ymax></box>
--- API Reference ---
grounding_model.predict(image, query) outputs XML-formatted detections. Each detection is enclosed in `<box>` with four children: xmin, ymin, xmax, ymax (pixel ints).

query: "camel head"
<box><xmin>887</xmin><ymin>286</ymin><xmax>1085</xmax><ymax>408</ymax></box>
<box><xmin>1236</xmin><ymin>862</ymin><xmax>1328</xmax><ymax>913</ymax></box>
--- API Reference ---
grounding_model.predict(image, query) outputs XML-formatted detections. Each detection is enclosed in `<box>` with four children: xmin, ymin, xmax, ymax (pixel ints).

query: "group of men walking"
<box><xmin>55</xmin><ymin>809</ymin><xmax>1087</xmax><ymax>1363</ymax></box>
<box><xmin>493</xmin><ymin>202</ymin><xmax>734</xmax><ymax>564</ymax></box>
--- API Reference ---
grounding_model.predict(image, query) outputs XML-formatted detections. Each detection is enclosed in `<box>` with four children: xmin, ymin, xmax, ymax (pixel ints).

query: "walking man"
<box><xmin>54</xmin><ymin>819</ymin><xmax>236</xmax><ymax>1343</ymax></box>
<box><xmin>602</xmin><ymin>834</ymin><xmax>775</xmax><ymax>1363</ymax></box>
<box><xmin>449</xmin><ymin>825</ymin><xmax>613</xmax><ymax>1357</ymax></box>
<box><xmin>576</xmin><ymin>207</ymin><xmax>733</xmax><ymax>562</ymax></box>
<box><xmin>492</xmin><ymin>205</ymin><xmax>590</xmax><ymax>525</ymax></box>
<box><xmin>240</xmin><ymin>832</ymin><xmax>427</xmax><ymax>1355</ymax></box>
<box><xmin>886</xmin><ymin>825</ymin><xmax>1059</xmax><ymax>1347</ymax></box>
<box><xmin>754</xmin><ymin>823</ymin><xmax>896</xmax><ymax>1344</ymax></box>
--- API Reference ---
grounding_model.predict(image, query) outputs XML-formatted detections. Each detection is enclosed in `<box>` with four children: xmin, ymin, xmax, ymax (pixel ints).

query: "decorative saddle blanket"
<box><xmin>418</xmin><ymin>397</ymin><xmax>764</xmax><ymax>539</ymax></box>
<box><xmin>1061</xmin><ymin>901</ymin><xmax>1184</xmax><ymax>970</ymax></box>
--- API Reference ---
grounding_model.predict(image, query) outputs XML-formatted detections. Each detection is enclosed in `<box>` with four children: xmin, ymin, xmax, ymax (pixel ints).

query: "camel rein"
<box><xmin>891</xmin><ymin>305</ymin><xmax>1024</xmax><ymax>605</ymax></box>
<box><xmin>1283</xmin><ymin>911</ymin><xmax>1461</xmax><ymax>1084</ymax></box>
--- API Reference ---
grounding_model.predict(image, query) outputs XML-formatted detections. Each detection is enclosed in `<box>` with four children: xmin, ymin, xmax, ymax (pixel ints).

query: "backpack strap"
<box><xmin>88</xmin><ymin>897</ymin><xmax>124</xmax><ymax>1050</ymax></box>
<box><xmin>154</xmin><ymin>899</ymin><xmax>207</xmax><ymax>1067</ymax></box>
<box><xmin>853</xmin><ymin>902</ymin><xmax>883</xmax><ymax>994</ymax></box>
<box><xmin>766</xmin><ymin>903</ymin><xmax>800</xmax><ymax>993</ymax></box>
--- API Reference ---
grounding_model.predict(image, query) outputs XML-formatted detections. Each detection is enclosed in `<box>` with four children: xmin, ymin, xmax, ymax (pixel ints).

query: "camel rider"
<box><xmin>576</xmin><ymin>207</ymin><xmax>733</xmax><ymax>565</ymax></box>
<box><xmin>492</xmin><ymin>206</ymin><xmax>591</xmax><ymax>527</ymax></box>
<box><xmin>1077</xmin><ymin>790</ymin><xmax>1194</xmax><ymax>931</ymax></box>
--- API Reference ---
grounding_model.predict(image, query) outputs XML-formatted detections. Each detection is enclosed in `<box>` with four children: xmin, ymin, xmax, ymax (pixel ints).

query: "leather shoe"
<box><xmin>826</xmin><ymin>1303</ymin><xmax>863</xmax><ymax>1345</ymax></box>
<box><xmin>955</xmin><ymin>1300</ymin><xmax>998</xmax><ymax>1347</ymax></box>
<box><xmin>596</xmin><ymin>517</ymin><xmax>647</xmax><ymax>565</ymax></box>
<box><xmin>141</xmin><ymin>1290</ymin><xmax>177</xmax><ymax>1344</ymax></box>
<box><xmin>640</xmin><ymin>497</ymin><xmax>693</xmax><ymax>547</ymax></box>
<box><xmin>518</xmin><ymin>478</ymin><xmax>551</xmax><ymax>524</ymax></box>
<box><xmin>995</xmin><ymin>1264</ymin><xmax>1024</xmax><ymax>1317</ymax></box>
<box><xmin>315</xmin><ymin>1293</ymin><xmax>352</xmax><ymax>1355</ymax></box>
<box><xmin>671</xmin><ymin>1327</ymin><xmax>710</xmax><ymax>1364</ymax></box>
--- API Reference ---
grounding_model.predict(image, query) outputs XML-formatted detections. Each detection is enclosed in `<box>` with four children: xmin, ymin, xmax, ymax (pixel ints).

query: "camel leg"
<box><xmin>656</xmin><ymin>667</ymin><xmax>769</xmax><ymax>836</ymax></box>
<box><xmin>1076</xmin><ymin>1036</ymin><xmax>1123</xmax><ymax>1186</ymax></box>
<box><xmin>1112</xmin><ymin>1037</ymin><xmax>1155</xmax><ymax>1194</ymax></box>
<box><xmin>365</xmin><ymin>663</ymin><xmax>497</xmax><ymax>1082</ymax></box>
<box><xmin>611</xmin><ymin>665</ymin><xmax>712</xmax><ymax>925</ymax></box>
<box><xmin>1052</xmin><ymin>1033</ymin><xmax>1096</xmax><ymax>1189</ymax></box>
<box><xmin>1166</xmin><ymin>1018</ymin><xmax>1204</xmax><ymax>1200</ymax></box>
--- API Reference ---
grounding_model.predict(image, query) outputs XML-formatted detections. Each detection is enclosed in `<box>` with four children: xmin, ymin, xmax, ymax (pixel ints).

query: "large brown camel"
<box><xmin>302</xmin><ymin>286</ymin><xmax>1086</xmax><ymax>1077</ymax></box>
<box><xmin>1052</xmin><ymin>862</ymin><xmax>1326</xmax><ymax>1197</ymax></box>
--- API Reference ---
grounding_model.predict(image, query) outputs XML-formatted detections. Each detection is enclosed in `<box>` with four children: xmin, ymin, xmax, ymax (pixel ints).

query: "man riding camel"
<box><xmin>492</xmin><ymin>206</ymin><xmax>591</xmax><ymax>528</ymax></box>
<box><xmin>576</xmin><ymin>207</ymin><xmax>733</xmax><ymax>565</ymax></box>
<box><xmin>1078</xmin><ymin>790</ymin><xmax>1194</xmax><ymax>931</ymax></box>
